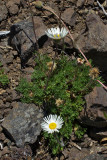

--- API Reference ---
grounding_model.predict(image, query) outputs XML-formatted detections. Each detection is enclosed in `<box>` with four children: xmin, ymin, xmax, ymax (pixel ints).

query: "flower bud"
<box><xmin>47</xmin><ymin>61</ymin><xmax>56</xmax><ymax>71</ymax></box>
<box><xmin>55</xmin><ymin>98</ymin><xmax>64</xmax><ymax>106</ymax></box>
<box><xmin>89</xmin><ymin>67</ymin><xmax>99</xmax><ymax>79</ymax></box>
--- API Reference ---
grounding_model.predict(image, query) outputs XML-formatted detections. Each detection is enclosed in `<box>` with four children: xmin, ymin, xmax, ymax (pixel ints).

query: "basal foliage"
<box><xmin>17</xmin><ymin>54</ymin><xmax>101</xmax><ymax>154</ymax></box>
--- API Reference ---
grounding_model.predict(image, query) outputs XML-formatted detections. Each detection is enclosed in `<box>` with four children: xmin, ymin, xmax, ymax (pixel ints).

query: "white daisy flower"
<box><xmin>41</xmin><ymin>114</ymin><xmax>64</xmax><ymax>134</ymax></box>
<box><xmin>45</xmin><ymin>27</ymin><xmax>68</xmax><ymax>40</ymax></box>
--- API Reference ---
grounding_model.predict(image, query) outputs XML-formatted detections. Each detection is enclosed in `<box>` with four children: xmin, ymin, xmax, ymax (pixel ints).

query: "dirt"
<box><xmin>0</xmin><ymin>0</ymin><xmax>107</xmax><ymax>159</ymax></box>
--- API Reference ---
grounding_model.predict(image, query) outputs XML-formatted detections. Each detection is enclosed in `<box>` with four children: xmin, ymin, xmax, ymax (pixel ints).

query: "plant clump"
<box><xmin>17</xmin><ymin>54</ymin><xmax>102</xmax><ymax>154</ymax></box>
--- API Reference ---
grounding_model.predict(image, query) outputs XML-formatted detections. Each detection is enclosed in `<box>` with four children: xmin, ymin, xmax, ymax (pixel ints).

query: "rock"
<box><xmin>0</xmin><ymin>133</ymin><xmax>6</xmax><ymax>141</ymax></box>
<box><xmin>79</xmin><ymin>87</ymin><xmax>107</xmax><ymax>128</ymax></box>
<box><xmin>86</xmin><ymin>13</ymin><xmax>107</xmax><ymax>53</ymax></box>
<box><xmin>21</xmin><ymin>67</ymin><xmax>34</xmax><ymax>81</ymax></box>
<box><xmin>8</xmin><ymin>145</ymin><xmax>32</xmax><ymax>159</ymax></box>
<box><xmin>70</xmin><ymin>0</ymin><xmax>77</xmax><ymax>4</ymax></box>
<box><xmin>20</xmin><ymin>0</ymin><xmax>27</xmax><ymax>8</ymax></box>
<box><xmin>77</xmin><ymin>0</ymin><xmax>85</xmax><ymax>7</ymax></box>
<box><xmin>0</xmin><ymin>100</ymin><xmax>3</xmax><ymax>106</ymax></box>
<box><xmin>5</xmin><ymin>55</ymin><xmax>14</xmax><ymax>64</ymax></box>
<box><xmin>76</xmin><ymin>13</ymin><xmax>107</xmax><ymax>72</ymax></box>
<box><xmin>85</xmin><ymin>87</ymin><xmax>107</xmax><ymax>109</ymax></box>
<box><xmin>82</xmin><ymin>154</ymin><xmax>105</xmax><ymax>160</ymax></box>
<box><xmin>22</xmin><ymin>67</ymin><xmax>34</xmax><ymax>74</ymax></box>
<box><xmin>62</xmin><ymin>8</ymin><xmax>78</xmax><ymax>26</ymax></box>
<box><xmin>2</xmin><ymin>102</ymin><xmax>44</xmax><ymax>147</ymax></box>
<box><xmin>89</xmin><ymin>127</ymin><xmax>107</xmax><ymax>140</ymax></box>
<box><xmin>1</xmin><ymin>146</ymin><xmax>10</xmax><ymax>156</ymax></box>
<box><xmin>0</xmin><ymin>114</ymin><xmax>4</xmax><ymax>121</ymax></box>
<box><xmin>5</xmin><ymin>102</ymin><xmax>11</xmax><ymax>108</ymax></box>
<box><xmin>0</xmin><ymin>2</ymin><xmax>8</xmax><ymax>22</ymax></box>
<box><xmin>0</xmin><ymin>127</ymin><xmax>3</xmax><ymax>132</ymax></box>
<box><xmin>6</xmin><ymin>0</ymin><xmax>20</xmax><ymax>15</ymax></box>
<box><xmin>10</xmin><ymin>16</ymin><xmax>47</xmax><ymax>67</ymax></box>
<box><xmin>85</xmin><ymin>0</ymin><xmax>94</xmax><ymax>6</ymax></box>
<box><xmin>11</xmin><ymin>90</ymin><xmax>20</xmax><ymax>101</ymax></box>
<box><xmin>63</xmin><ymin>147</ymin><xmax>89</xmax><ymax>160</ymax></box>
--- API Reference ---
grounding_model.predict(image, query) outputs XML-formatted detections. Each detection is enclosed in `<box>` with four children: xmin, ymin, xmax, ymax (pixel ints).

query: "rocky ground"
<box><xmin>0</xmin><ymin>0</ymin><xmax>107</xmax><ymax>159</ymax></box>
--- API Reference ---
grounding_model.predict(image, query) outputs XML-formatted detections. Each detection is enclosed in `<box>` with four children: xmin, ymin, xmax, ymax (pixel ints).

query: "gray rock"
<box><xmin>82</xmin><ymin>154</ymin><xmax>105</xmax><ymax>160</ymax></box>
<box><xmin>79</xmin><ymin>87</ymin><xmax>107</xmax><ymax>128</ymax></box>
<box><xmin>10</xmin><ymin>16</ymin><xmax>47</xmax><ymax>67</ymax></box>
<box><xmin>2</xmin><ymin>102</ymin><xmax>44</xmax><ymax>147</ymax></box>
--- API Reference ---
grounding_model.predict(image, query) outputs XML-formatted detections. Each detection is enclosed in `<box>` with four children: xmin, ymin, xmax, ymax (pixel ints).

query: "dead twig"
<box><xmin>70</xmin><ymin>142</ymin><xmax>81</xmax><ymax>151</ymax></box>
<box><xmin>97</xmin><ymin>0</ymin><xmax>107</xmax><ymax>16</ymax></box>
<box><xmin>0</xmin><ymin>45</ymin><xmax>13</xmax><ymax>49</ymax></box>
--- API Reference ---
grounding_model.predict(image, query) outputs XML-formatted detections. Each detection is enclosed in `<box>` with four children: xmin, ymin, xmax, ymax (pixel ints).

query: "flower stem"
<box><xmin>44</xmin><ymin>42</ymin><xmax>58</xmax><ymax>91</ymax></box>
<box><xmin>54</xmin><ymin>132</ymin><xmax>64</xmax><ymax>147</ymax></box>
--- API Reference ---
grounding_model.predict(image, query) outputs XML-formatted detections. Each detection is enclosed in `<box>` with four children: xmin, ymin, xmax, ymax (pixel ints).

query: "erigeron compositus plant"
<box><xmin>17</xmin><ymin>0</ymin><xmax>107</xmax><ymax>155</ymax></box>
<box><xmin>17</xmin><ymin>54</ymin><xmax>102</xmax><ymax>154</ymax></box>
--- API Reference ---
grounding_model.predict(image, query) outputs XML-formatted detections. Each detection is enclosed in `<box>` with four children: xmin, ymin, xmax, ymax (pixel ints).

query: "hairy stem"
<box><xmin>44</xmin><ymin>42</ymin><xmax>58</xmax><ymax>91</ymax></box>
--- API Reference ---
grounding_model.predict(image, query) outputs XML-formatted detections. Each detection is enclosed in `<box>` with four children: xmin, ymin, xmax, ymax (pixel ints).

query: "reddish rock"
<box><xmin>85</xmin><ymin>0</ymin><xmax>94</xmax><ymax>6</ymax></box>
<box><xmin>62</xmin><ymin>8</ymin><xmax>74</xmax><ymax>24</ymax></box>
<box><xmin>1</xmin><ymin>146</ymin><xmax>10</xmax><ymax>156</ymax></box>
<box><xmin>0</xmin><ymin>127</ymin><xmax>3</xmax><ymax>132</ymax></box>
<box><xmin>6</xmin><ymin>0</ymin><xmax>20</xmax><ymax>15</ymax></box>
<box><xmin>0</xmin><ymin>100</ymin><xmax>3</xmax><ymax>106</ymax></box>
<box><xmin>62</xmin><ymin>8</ymin><xmax>78</xmax><ymax>26</ymax></box>
<box><xmin>63</xmin><ymin>147</ymin><xmax>89</xmax><ymax>160</ymax></box>
<box><xmin>77</xmin><ymin>0</ymin><xmax>85</xmax><ymax>7</ymax></box>
<box><xmin>0</xmin><ymin>133</ymin><xmax>6</xmax><ymax>141</ymax></box>
<box><xmin>85</xmin><ymin>87</ymin><xmax>107</xmax><ymax>108</ymax></box>
<box><xmin>79</xmin><ymin>87</ymin><xmax>107</xmax><ymax>128</ymax></box>
<box><xmin>0</xmin><ymin>2</ymin><xmax>8</xmax><ymax>22</ymax></box>
<box><xmin>76</xmin><ymin>13</ymin><xmax>107</xmax><ymax>72</ymax></box>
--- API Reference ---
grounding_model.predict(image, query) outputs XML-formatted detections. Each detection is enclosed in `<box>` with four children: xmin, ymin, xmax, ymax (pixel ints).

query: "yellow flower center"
<box><xmin>49</xmin><ymin>122</ymin><xmax>57</xmax><ymax>129</ymax></box>
<box><xmin>53</xmin><ymin>34</ymin><xmax>61</xmax><ymax>39</ymax></box>
<box><xmin>57</xmin><ymin>34</ymin><xmax>60</xmax><ymax>37</ymax></box>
